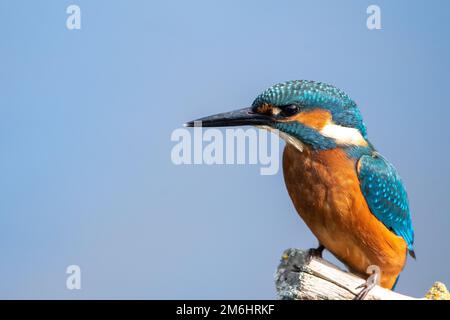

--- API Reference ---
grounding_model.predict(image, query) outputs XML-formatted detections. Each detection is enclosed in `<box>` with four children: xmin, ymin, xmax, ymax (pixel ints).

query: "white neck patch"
<box><xmin>320</xmin><ymin>123</ymin><xmax>367</xmax><ymax>146</ymax></box>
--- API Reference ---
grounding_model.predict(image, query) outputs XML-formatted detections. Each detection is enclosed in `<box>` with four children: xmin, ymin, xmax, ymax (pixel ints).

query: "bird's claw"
<box><xmin>306</xmin><ymin>244</ymin><xmax>325</xmax><ymax>262</ymax></box>
<box><xmin>354</xmin><ymin>265</ymin><xmax>381</xmax><ymax>300</ymax></box>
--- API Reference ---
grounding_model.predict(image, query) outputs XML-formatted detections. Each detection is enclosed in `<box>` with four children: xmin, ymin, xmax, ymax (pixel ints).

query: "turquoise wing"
<box><xmin>357</xmin><ymin>153</ymin><xmax>415</xmax><ymax>257</ymax></box>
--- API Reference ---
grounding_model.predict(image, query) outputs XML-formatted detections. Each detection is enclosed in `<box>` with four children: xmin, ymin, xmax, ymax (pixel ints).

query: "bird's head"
<box><xmin>185</xmin><ymin>80</ymin><xmax>369</xmax><ymax>151</ymax></box>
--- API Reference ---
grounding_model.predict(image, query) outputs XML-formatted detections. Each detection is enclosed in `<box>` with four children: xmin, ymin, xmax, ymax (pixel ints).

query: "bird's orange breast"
<box><xmin>282</xmin><ymin>144</ymin><xmax>407</xmax><ymax>288</ymax></box>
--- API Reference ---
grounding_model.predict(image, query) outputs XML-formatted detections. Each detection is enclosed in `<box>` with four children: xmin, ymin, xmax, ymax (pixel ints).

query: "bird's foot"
<box><xmin>354</xmin><ymin>265</ymin><xmax>381</xmax><ymax>300</ymax></box>
<box><xmin>306</xmin><ymin>244</ymin><xmax>325</xmax><ymax>261</ymax></box>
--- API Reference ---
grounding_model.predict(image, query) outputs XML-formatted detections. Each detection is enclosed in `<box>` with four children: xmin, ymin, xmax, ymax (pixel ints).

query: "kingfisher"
<box><xmin>185</xmin><ymin>80</ymin><xmax>415</xmax><ymax>299</ymax></box>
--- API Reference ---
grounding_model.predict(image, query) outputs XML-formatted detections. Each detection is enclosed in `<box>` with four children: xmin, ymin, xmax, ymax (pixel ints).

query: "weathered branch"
<box><xmin>275</xmin><ymin>248</ymin><xmax>449</xmax><ymax>300</ymax></box>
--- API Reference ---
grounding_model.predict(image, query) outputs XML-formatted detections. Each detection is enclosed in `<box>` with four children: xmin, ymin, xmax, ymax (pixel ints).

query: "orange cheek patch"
<box><xmin>293</xmin><ymin>109</ymin><xmax>332</xmax><ymax>130</ymax></box>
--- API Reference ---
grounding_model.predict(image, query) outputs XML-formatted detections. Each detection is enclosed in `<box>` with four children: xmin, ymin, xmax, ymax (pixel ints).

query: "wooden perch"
<box><xmin>275</xmin><ymin>248</ymin><xmax>450</xmax><ymax>300</ymax></box>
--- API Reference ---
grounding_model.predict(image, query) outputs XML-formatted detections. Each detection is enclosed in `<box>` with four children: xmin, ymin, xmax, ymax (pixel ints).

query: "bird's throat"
<box><xmin>256</xmin><ymin>125</ymin><xmax>304</xmax><ymax>152</ymax></box>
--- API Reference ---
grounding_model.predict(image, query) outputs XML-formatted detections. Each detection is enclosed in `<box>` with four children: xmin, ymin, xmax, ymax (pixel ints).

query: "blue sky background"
<box><xmin>1</xmin><ymin>0</ymin><xmax>450</xmax><ymax>299</ymax></box>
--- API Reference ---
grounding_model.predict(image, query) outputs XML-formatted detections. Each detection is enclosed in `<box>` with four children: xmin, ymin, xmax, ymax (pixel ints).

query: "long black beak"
<box><xmin>184</xmin><ymin>107</ymin><xmax>273</xmax><ymax>128</ymax></box>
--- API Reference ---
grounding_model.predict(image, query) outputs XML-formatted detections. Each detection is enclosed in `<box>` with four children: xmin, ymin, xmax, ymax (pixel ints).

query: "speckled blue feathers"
<box><xmin>357</xmin><ymin>154</ymin><xmax>415</xmax><ymax>257</ymax></box>
<box><xmin>252</xmin><ymin>80</ymin><xmax>367</xmax><ymax>138</ymax></box>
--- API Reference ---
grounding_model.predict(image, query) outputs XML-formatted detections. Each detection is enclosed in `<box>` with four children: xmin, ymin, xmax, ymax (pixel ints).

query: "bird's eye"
<box><xmin>281</xmin><ymin>104</ymin><xmax>300</xmax><ymax>117</ymax></box>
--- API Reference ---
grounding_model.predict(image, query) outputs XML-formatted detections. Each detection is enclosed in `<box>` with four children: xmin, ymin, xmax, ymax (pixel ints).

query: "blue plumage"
<box><xmin>358</xmin><ymin>153</ymin><xmax>415</xmax><ymax>257</ymax></box>
<box><xmin>275</xmin><ymin>122</ymin><xmax>337</xmax><ymax>150</ymax></box>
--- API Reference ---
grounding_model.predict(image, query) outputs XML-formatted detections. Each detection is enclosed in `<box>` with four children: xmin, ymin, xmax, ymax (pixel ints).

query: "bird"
<box><xmin>185</xmin><ymin>80</ymin><xmax>415</xmax><ymax>298</ymax></box>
